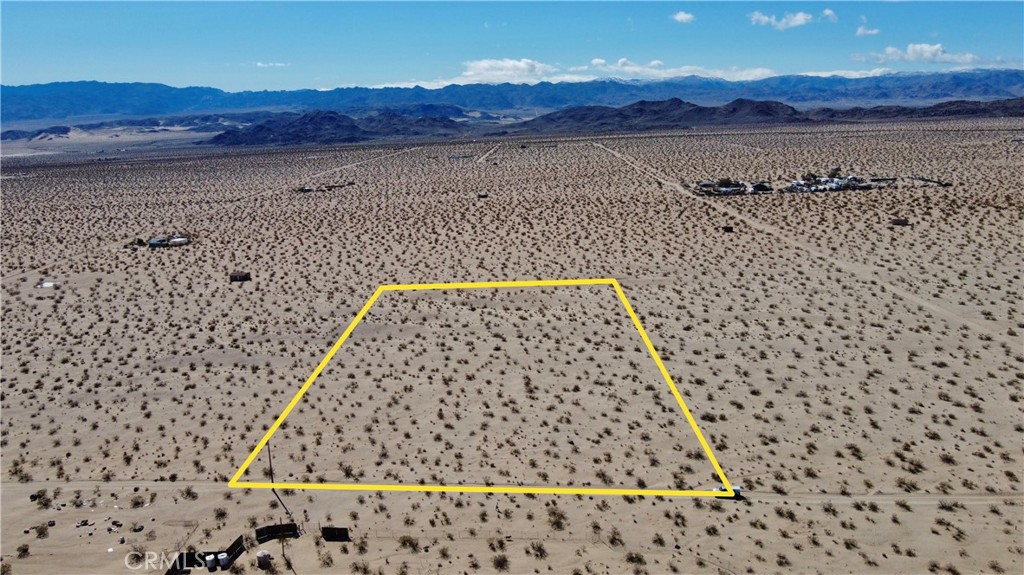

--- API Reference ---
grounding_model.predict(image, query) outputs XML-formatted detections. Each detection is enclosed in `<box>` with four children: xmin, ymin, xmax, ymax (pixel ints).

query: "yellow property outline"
<box><xmin>229</xmin><ymin>278</ymin><xmax>734</xmax><ymax>497</ymax></box>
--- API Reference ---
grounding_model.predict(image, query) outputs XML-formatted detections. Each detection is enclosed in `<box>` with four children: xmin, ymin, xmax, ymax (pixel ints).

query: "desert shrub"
<box><xmin>398</xmin><ymin>536</ymin><xmax>419</xmax><ymax>553</ymax></box>
<box><xmin>625</xmin><ymin>552</ymin><xmax>646</xmax><ymax>565</ymax></box>
<box><xmin>547</xmin><ymin>506</ymin><xmax>567</xmax><ymax>531</ymax></box>
<box><xmin>33</xmin><ymin>489</ymin><xmax>51</xmax><ymax>509</ymax></box>
<box><xmin>491</xmin><ymin>554</ymin><xmax>509</xmax><ymax>572</ymax></box>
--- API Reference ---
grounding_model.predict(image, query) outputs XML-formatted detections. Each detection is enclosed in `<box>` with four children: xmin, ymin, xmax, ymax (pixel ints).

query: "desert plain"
<box><xmin>1</xmin><ymin>119</ymin><xmax>1022</xmax><ymax>574</ymax></box>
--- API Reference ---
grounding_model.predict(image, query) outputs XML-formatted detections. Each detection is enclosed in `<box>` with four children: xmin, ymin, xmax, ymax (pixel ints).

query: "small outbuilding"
<box><xmin>229</xmin><ymin>271</ymin><xmax>252</xmax><ymax>283</ymax></box>
<box><xmin>321</xmin><ymin>526</ymin><xmax>352</xmax><ymax>542</ymax></box>
<box><xmin>255</xmin><ymin>523</ymin><xmax>299</xmax><ymax>544</ymax></box>
<box><xmin>890</xmin><ymin>218</ymin><xmax>911</xmax><ymax>227</ymax></box>
<box><xmin>721</xmin><ymin>225</ymin><xmax>735</xmax><ymax>233</ymax></box>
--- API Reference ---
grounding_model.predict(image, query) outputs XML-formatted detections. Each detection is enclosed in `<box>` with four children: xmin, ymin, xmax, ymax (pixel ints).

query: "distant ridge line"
<box><xmin>4</xmin><ymin>96</ymin><xmax>1021</xmax><ymax>146</ymax></box>
<box><xmin>200</xmin><ymin>97</ymin><xmax>1024</xmax><ymax>145</ymax></box>
<box><xmin>3</xmin><ymin>69</ymin><xmax>1023</xmax><ymax>122</ymax></box>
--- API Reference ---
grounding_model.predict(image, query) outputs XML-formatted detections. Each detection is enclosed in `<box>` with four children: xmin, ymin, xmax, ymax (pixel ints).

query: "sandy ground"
<box><xmin>2</xmin><ymin>120</ymin><xmax>1022</xmax><ymax>574</ymax></box>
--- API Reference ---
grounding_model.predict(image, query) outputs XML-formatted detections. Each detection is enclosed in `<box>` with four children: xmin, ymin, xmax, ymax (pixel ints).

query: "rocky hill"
<box><xmin>209</xmin><ymin>111</ymin><xmax>373</xmax><ymax>146</ymax></box>
<box><xmin>207</xmin><ymin>110</ymin><xmax>470</xmax><ymax>146</ymax></box>
<box><xmin>511</xmin><ymin>98</ymin><xmax>807</xmax><ymax>134</ymax></box>
<box><xmin>512</xmin><ymin>96</ymin><xmax>1023</xmax><ymax>135</ymax></box>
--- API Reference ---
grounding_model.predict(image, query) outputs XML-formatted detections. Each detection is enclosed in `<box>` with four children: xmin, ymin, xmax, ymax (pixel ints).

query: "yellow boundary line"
<box><xmin>229</xmin><ymin>278</ymin><xmax>733</xmax><ymax>497</ymax></box>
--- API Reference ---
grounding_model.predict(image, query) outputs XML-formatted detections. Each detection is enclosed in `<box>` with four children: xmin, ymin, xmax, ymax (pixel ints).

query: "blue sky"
<box><xmin>1</xmin><ymin>2</ymin><xmax>1021</xmax><ymax>91</ymax></box>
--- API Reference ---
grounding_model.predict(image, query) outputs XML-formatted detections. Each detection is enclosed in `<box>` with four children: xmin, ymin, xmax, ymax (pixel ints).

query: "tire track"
<box><xmin>476</xmin><ymin>144</ymin><xmax>501</xmax><ymax>164</ymax></box>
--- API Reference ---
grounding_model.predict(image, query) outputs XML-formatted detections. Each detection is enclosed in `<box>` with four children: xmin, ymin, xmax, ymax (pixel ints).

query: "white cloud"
<box><xmin>856</xmin><ymin>15</ymin><xmax>879</xmax><ymax>36</ymax></box>
<box><xmin>877</xmin><ymin>43</ymin><xmax>978</xmax><ymax>64</ymax></box>
<box><xmin>590</xmin><ymin>57</ymin><xmax>775</xmax><ymax>81</ymax></box>
<box><xmin>255</xmin><ymin>62</ymin><xmax>290</xmax><ymax>68</ymax></box>
<box><xmin>822</xmin><ymin>8</ymin><xmax>838</xmax><ymax>23</ymax></box>
<box><xmin>672</xmin><ymin>11</ymin><xmax>695</xmax><ymax>24</ymax></box>
<box><xmin>750</xmin><ymin>11</ymin><xmax>814</xmax><ymax>31</ymax></box>
<box><xmin>458</xmin><ymin>58</ymin><xmax>558</xmax><ymax>83</ymax></box>
<box><xmin>544</xmin><ymin>74</ymin><xmax>599</xmax><ymax>83</ymax></box>
<box><xmin>374</xmin><ymin>58</ymin><xmax>594</xmax><ymax>89</ymax></box>
<box><xmin>375</xmin><ymin>55</ymin><xmax>780</xmax><ymax>89</ymax></box>
<box><xmin>749</xmin><ymin>11</ymin><xmax>774</xmax><ymax>26</ymax></box>
<box><xmin>799</xmin><ymin>67</ymin><xmax>893</xmax><ymax>79</ymax></box>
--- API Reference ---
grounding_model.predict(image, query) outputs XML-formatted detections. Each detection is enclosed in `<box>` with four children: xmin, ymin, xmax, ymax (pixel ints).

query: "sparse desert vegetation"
<box><xmin>2</xmin><ymin>119</ymin><xmax>1022</xmax><ymax>573</ymax></box>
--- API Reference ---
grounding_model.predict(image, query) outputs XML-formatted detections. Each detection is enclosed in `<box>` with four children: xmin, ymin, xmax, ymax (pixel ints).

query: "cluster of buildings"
<box><xmin>696</xmin><ymin>171</ymin><xmax>880</xmax><ymax>197</ymax></box>
<box><xmin>695</xmin><ymin>179</ymin><xmax>773</xmax><ymax>197</ymax></box>
<box><xmin>147</xmin><ymin>233</ymin><xmax>191</xmax><ymax>248</ymax></box>
<box><xmin>782</xmin><ymin>175</ymin><xmax>874</xmax><ymax>194</ymax></box>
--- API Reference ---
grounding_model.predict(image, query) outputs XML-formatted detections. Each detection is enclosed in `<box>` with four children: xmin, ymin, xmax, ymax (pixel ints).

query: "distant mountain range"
<box><xmin>192</xmin><ymin>97</ymin><xmax>1024</xmax><ymax>146</ymax></box>
<box><xmin>806</xmin><ymin>97</ymin><xmax>1024</xmax><ymax>121</ymax></box>
<box><xmin>4</xmin><ymin>96</ymin><xmax>1021</xmax><ymax>146</ymax></box>
<box><xmin>507</xmin><ymin>96</ymin><xmax>1024</xmax><ymax>135</ymax></box>
<box><xmin>3</xmin><ymin>69</ymin><xmax>1023</xmax><ymax>123</ymax></box>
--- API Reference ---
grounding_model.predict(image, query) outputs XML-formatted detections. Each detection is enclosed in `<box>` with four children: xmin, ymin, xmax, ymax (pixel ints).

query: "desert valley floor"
<box><xmin>1</xmin><ymin>119</ymin><xmax>1022</xmax><ymax>574</ymax></box>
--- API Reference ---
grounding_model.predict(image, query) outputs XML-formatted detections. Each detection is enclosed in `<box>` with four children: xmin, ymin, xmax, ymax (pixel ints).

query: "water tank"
<box><xmin>218</xmin><ymin>552</ymin><xmax>229</xmax><ymax>568</ymax></box>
